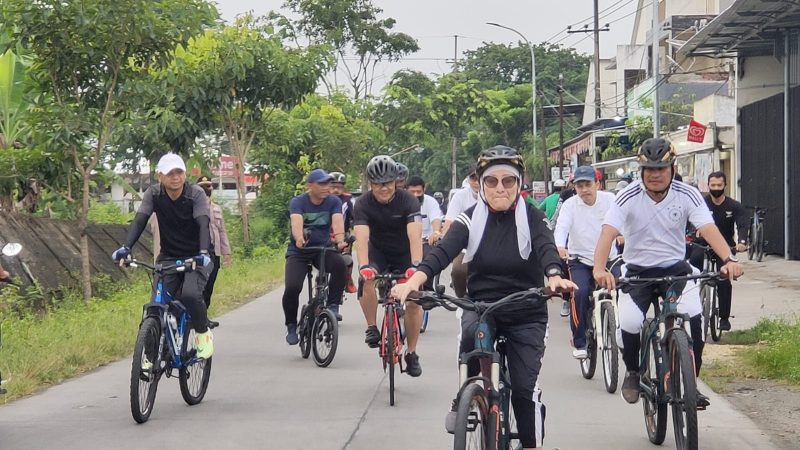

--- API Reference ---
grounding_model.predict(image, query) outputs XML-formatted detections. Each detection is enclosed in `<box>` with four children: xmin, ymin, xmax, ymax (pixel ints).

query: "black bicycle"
<box><xmin>746</xmin><ymin>206</ymin><xmax>766</xmax><ymax>262</ymax></box>
<box><xmin>409</xmin><ymin>287</ymin><xmax>550</xmax><ymax>450</ymax></box>
<box><xmin>689</xmin><ymin>241</ymin><xmax>729</xmax><ymax>342</ymax></box>
<box><xmin>125</xmin><ymin>258</ymin><xmax>214</xmax><ymax>424</ymax></box>
<box><xmin>618</xmin><ymin>271</ymin><xmax>722</xmax><ymax>450</ymax></box>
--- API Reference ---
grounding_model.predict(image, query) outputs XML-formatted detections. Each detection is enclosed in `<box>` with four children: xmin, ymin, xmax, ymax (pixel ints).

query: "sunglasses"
<box><xmin>483</xmin><ymin>175</ymin><xmax>519</xmax><ymax>189</ymax></box>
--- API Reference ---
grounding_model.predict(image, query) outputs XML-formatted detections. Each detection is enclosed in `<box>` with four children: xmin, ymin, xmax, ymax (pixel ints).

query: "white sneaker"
<box><xmin>572</xmin><ymin>348</ymin><xmax>588</xmax><ymax>359</ymax></box>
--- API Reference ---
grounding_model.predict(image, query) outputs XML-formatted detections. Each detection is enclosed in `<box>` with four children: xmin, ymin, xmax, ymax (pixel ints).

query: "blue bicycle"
<box><xmin>125</xmin><ymin>258</ymin><xmax>213</xmax><ymax>424</ymax></box>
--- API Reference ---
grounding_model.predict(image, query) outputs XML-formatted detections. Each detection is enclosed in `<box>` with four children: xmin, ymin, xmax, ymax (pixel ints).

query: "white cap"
<box><xmin>156</xmin><ymin>153</ymin><xmax>186</xmax><ymax>174</ymax></box>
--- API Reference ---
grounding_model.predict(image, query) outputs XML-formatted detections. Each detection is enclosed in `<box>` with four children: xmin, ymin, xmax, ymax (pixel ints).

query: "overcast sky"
<box><xmin>213</xmin><ymin>0</ymin><xmax>639</xmax><ymax>93</ymax></box>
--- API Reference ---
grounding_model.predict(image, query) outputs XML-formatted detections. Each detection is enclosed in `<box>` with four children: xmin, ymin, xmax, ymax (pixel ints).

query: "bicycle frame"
<box><xmin>376</xmin><ymin>277</ymin><xmax>405</xmax><ymax>367</ymax></box>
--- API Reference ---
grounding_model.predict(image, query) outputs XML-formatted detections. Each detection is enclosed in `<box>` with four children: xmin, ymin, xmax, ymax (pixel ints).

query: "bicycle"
<box><xmin>124</xmin><ymin>258</ymin><xmax>214</xmax><ymax>424</ymax></box>
<box><xmin>746</xmin><ymin>206</ymin><xmax>767</xmax><ymax>262</ymax></box>
<box><xmin>297</xmin><ymin>239</ymin><xmax>352</xmax><ymax>368</ymax></box>
<box><xmin>688</xmin><ymin>241</ymin><xmax>728</xmax><ymax>342</ymax></box>
<box><xmin>0</xmin><ymin>242</ymin><xmax>23</xmax><ymax>395</ymax></box>
<box><xmin>359</xmin><ymin>272</ymin><xmax>407</xmax><ymax>406</ymax></box>
<box><xmin>409</xmin><ymin>286</ymin><xmax>550</xmax><ymax>450</ymax></box>
<box><xmin>568</xmin><ymin>254</ymin><xmax>624</xmax><ymax>393</ymax></box>
<box><xmin>617</xmin><ymin>271</ymin><xmax>721</xmax><ymax>450</ymax></box>
<box><xmin>420</xmin><ymin>271</ymin><xmax>441</xmax><ymax>334</ymax></box>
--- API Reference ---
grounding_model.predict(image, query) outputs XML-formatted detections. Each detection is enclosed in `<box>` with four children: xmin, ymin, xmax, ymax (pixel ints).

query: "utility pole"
<box><xmin>540</xmin><ymin>92</ymin><xmax>550</xmax><ymax>193</ymax></box>
<box><xmin>568</xmin><ymin>0</ymin><xmax>609</xmax><ymax>121</ymax></box>
<box><xmin>652</xmin><ymin>0</ymin><xmax>661</xmax><ymax>137</ymax></box>
<box><xmin>451</xmin><ymin>34</ymin><xmax>459</xmax><ymax>189</ymax></box>
<box><xmin>558</xmin><ymin>73</ymin><xmax>565</xmax><ymax>177</ymax></box>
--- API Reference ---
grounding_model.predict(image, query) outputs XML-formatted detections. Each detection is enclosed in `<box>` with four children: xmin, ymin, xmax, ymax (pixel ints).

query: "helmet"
<box><xmin>637</xmin><ymin>138</ymin><xmax>676</xmax><ymax>168</ymax></box>
<box><xmin>366</xmin><ymin>155</ymin><xmax>398</xmax><ymax>184</ymax></box>
<box><xmin>615</xmin><ymin>180</ymin><xmax>629</xmax><ymax>191</ymax></box>
<box><xmin>553</xmin><ymin>179</ymin><xmax>567</xmax><ymax>188</ymax></box>
<box><xmin>329</xmin><ymin>171</ymin><xmax>346</xmax><ymax>184</ymax></box>
<box><xmin>395</xmin><ymin>162</ymin><xmax>409</xmax><ymax>180</ymax></box>
<box><xmin>433</xmin><ymin>191</ymin><xmax>444</xmax><ymax>200</ymax></box>
<box><xmin>476</xmin><ymin>145</ymin><xmax>525</xmax><ymax>176</ymax></box>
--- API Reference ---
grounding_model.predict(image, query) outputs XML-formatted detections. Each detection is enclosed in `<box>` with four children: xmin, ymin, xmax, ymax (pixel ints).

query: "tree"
<box><xmin>1</xmin><ymin>0</ymin><xmax>217</xmax><ymax>300</ymax></box>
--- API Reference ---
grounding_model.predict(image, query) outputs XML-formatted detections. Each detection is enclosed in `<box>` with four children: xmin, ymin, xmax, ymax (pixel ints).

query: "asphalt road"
<box><xmin>0</xmin><ymin>271</ymin><xmax>777</xmax><ymax>449</ymax></box>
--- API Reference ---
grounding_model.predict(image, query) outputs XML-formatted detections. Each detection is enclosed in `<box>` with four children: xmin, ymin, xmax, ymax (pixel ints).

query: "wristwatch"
<box><xmin>546</xmin><ymin>266</ymin><xmax>563</xmax><ymax>277</ymax></box>
<box><xmin>723</xmin><ymin>254</ymin><xmax>739</xmax><ymax>264</ymax></box>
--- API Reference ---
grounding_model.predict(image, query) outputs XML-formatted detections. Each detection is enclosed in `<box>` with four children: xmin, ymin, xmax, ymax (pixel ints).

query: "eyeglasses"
<box><xmin>483</xmin><ymin>175</ymin><xmax>519</xmax><ymax>189</ymax></box>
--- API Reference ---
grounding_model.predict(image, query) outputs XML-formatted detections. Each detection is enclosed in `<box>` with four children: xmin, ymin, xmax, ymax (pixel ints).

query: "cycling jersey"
<box><xmin>339</xmin><ymin>193</ymin><xmax>354</xmax><ymax>233</ymax></box>
<box><xmin>538</xmin><ymin>192</ymin><xmax>560</xmax><ymax>220</ymax></box>
<box><xmin>352</xmin><ymin>189</ymin><xmax>421</xmax><ymax>257</ymax></box>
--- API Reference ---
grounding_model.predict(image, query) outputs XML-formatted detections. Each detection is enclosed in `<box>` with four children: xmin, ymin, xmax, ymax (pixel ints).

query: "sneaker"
<box><xmin>572</xmin><ymin>348</ymin><xmax>588</xmax><ymax>359</ymax></box>
<box><xmin>560</xmin><ymin>301</ymin><xmax>571</xmax><ymax>317</ymax></box>
<box><xmin>208</xmin><ymin>319</ymin><xmax>220</xmax><ymax>329</ymax></box>
<box><xmin>286</xmin><ymin>324</ymin><xmax>299</xmax><ymax>346</ymax></box>
<box><xmin>345</xmin><ymin>277</ymin><xmax>357</xmax><ymax>294</ymax></box>
<box><xmin>697</xmin><ymin>390</ymin><xmax>711</xmax><ymax>410</ymax></box>
<box><xmin>621</xmin><ymin>371</ymin><xmax>641</xmax><ymax>404</ymax></box>
<box><xmin>445</xmin><ymin>399</ymin><xmax>457</xmax><ymax>434</ymax></box>
<box><xmin>195</xmin><ymin>330</ymin><xmax>214</xmax><ymax>359</ymax></box>
<box><xmin>404</xmin><ymin>351</ymin><xmax>422</xmax><ymax>377</ymax></box>
<box><xmin>719</xmin><ymin>318</ymin><xmax>732</xmax><ymax>331</ymax></box>
<box><xmin>365</xmin><ymin>325</ymin><xmax>381</xmax><ymax>348</ymax></box>
<box><xmin>328</xmin><ymin>304</ymin><xmax>342</xmax><ymax>321</ymax></box>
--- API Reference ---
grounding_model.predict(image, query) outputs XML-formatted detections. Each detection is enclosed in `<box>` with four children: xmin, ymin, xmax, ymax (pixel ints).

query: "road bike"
<box><xmin>0</xmin><ymin>242</ymin><xmax>23</xmax><ymax>395</ymax></box>
<box><xmin>747</xmin><ymin>206</ymin><xmax>767</xmax><ymax>262</ymax></box>
<box><xmin>125</xmin><ymin>258</ymin><xmax>214</xmax><ymax>424</ymax></box>
<box><xmin>618</xmin><ymin>271</ymin><xmax>721</xmax><ymax>450</ymax></box>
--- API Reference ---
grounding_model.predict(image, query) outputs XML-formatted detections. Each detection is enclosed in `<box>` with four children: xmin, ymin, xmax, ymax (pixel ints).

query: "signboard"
<box><xmin>531</xmin><ymin>181</ymin><xmax>547</xmax><ymax>201</ymax></box>
<box><xmin>551</xmin><ymin>167</ymin><xmax>571</xmax><ymax>181</ymax></box>
<box><xmin>210</xmin><ymin>155</ymin><xmax>240</xmax><ymax>177</ymax></box>
<box><xmin>687</xmin><ymin>119</ymin><xmax>707</xmax><ymax>143</ymax></box>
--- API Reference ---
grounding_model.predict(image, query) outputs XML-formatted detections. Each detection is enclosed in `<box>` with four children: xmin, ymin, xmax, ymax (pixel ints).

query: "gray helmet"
<box><xmin>433</xmin><ymin>191</ymin><xmax>444</xmax><ymax>200</ymax></box>
<box><xmin>329</xmin><ymin>171</ymin><xmax>346</xmax><ymax>184</ymax></box>
<box><xmin>395</xmin><ymin>162</ymin><xmax>409</xmax><ymax>181</ymax></box>
<box><xmin>366</xmin><ymin>155</ymin><xmax>398</xmax><ymax>184</ymax></box>
<box><xmin>637</xmin><ymin>138</ymin><xmax>676</xmax><ymax>168</ymax></box>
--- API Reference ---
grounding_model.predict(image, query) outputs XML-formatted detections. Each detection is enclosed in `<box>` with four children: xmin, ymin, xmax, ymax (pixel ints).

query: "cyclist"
<box><xmin>688</xmin><ymin>171</ymin><xmax>749</xmax><ymax>331</ymax></box>
<box><xmin>112</xmin><ymin>153</ymin><xmax>215</xmax><ymax>359</ymax></box>
<box><xmin>554</xmin><ymin>165</ymin><xmax>619</xmax><ymax>359</ymax></box>
<box><xmin>538</xmin><ymin>179</ymin><xmax>565</xmax><ymax>220</ymax></box>
<box><xmin>283</xmin><ymin>169</ymin><xmax>348</xmax><ymax>344</ymax></box>
<box><xmin>433</xmin><ymin>191</ymin><xmax>446</xmax><ymax>215</ymax></box>
<box><xmin>393</xmin><ymin>146</ymin><xmax>575</xmax><ymax>450</ymax></box>
<box><xmin>353</xmin><ymin>155</ymin><xmax>425</xmax><ymax>377</ymax></box>
<box><xmin>406</xmin><ymin>176</ymin><xmax>443</xmax><ymax>247</ymax></box>
<box><xmin>593</xmin><ymin>138</ymin><xmax>744</xmax><ymax>407</ymax></box>
<box><xmin>442</xmin><ymin>164</ymin><xmax>479</xmax><ymax>298</ymax></box>
<box><xmin>196</xmin><ymin>176</ymin><xmax>232</xmax><ymax>314</ymax></box>
<box><xmin>395</xmin><ymin>162</ymin><xmax>409</xmax><ymax>190</ymax></box>
<box><xmin>330</xmin><ymin>171</ymin><xmax>357</xmax><ymax>294</ymax></box>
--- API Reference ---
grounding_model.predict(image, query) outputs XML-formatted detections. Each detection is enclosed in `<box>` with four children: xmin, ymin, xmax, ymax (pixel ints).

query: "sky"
<box><xmin>213</xmin><ymin>0</ymin><xmax>640</xmax><ymax>93</ymax></box>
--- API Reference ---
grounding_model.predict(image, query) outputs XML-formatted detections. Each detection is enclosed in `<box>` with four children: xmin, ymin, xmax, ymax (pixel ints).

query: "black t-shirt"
<box><xmin>352</xmin><ymin>189</ymin><xmax>421</xmax><ymax>256</ymax></box>
<box><xmin>138</xmin><ymin>183</ymin><xmax>210</xmax><ymax>257</ymax></box>
<box><xmin>704</xmin><ymin>195</ymin><xmax>749</xmax><ymax>247</ymax></box>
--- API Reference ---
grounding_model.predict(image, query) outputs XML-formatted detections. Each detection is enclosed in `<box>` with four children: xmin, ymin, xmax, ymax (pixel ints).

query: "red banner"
<box><xmin>687</xmin><ymin>119</ymin><xmax>707</xmax><ymax>143</ymax></box>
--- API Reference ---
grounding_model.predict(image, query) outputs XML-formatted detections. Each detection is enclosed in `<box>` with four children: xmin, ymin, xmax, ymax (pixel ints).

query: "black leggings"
<box><xmin>202</xmin><ymin>253</ymin><xmax>221</xmax><ymax>308</ymax></box>
<box><xmin>282</xmin><ymin>251</ymin><xmax>346</xmax><ymax>326</ymax></box>
<box><xmin>159</xmin><ymin>258</ymin><xmax>212</xmax><ymax>333</ymax></box>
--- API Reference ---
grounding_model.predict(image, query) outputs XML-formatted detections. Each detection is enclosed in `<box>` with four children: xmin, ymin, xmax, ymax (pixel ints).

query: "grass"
<box><xmin>0</xmin><ymin>252</ymin><xmax>285</xmax><ymax>403</ymax></box>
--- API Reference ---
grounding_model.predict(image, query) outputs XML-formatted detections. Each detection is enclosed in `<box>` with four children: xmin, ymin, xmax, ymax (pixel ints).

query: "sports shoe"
<box><xmin>572</xmin><ymin>348</ymin><xmax>588</xmax><ymax>359</ymax></box>
<box><xmin>560</xmin><ymin>301</ymin><xmax>571</xmax><ymax>317</ymax></box>
<box><xmin>328</xmin><ymin>304</ymin><xmax>342</xmax><ymax>321</ymax></box>
<box><xmin>195</xmin><ymin>330</ymin><xmax>214</xmax><ymax>359</ymax></box>
<box><xmin>286</xmin><ymin>324</ymin><xmax>299</xmax><ymax>345</ymax></box>
<box><xmin>345</xmin><ymin>276</ymin><xmax>357</xmax><ymax>294</ymax></box>
<box><xmin>621</xmin><ymin>371</ymin><xmax>641</xmax><ymax>404</ymax></box>
<box><xmin>365</xmin><ymin>325</ymin><xmax>381</xmax><ymax>348</ymax></box>
<box><xmin>719</xmin><ymin>318</ymin><xmax>732</xmax><ymax>331</ymax></box>
<box><xmin>445</xmin><ymin>399</ymin><xmax>457</xmax><ymax>434</ymax></box>
<box><xmin>208</xmin><ymin>319</ymin><xmax>220</xmax><ymax>329</ymax></box>
<box><xmin>697</xmin><ymin>390</ymin><xmax>711</xmax><ymax>409</ymax></box>
<box><xmin>404</xmin><ymin>352</ymin><xmax>422</xmax><ymax>377</ymax></box>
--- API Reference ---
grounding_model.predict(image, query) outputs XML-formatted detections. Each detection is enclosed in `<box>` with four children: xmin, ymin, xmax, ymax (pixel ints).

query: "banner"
<box><xmin>687</xmin><ymin>119</ymin><xmax>707</xmax><ymax>143</ymax></box>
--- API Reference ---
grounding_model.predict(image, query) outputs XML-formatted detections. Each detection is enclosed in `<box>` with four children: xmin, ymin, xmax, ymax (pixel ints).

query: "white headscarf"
<box><xmin>463</xmin><ymin>164</ymin><xmax>532</xmax><ymax>263</ymax></box>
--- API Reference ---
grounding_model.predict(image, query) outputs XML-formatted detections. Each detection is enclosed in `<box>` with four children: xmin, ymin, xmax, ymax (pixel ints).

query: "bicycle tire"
<box><xmin>701</xmin><ymin>284</ymin><xmax>711</xmax><ymax>342</ymax></box>
<box><xmin>756</xmin><ymin>223</ymin><xmax>765</xmax><ymax>262</ymax></box>
<box><xmin>299</xmin><ymin>305</ymin><xmax>312</xmax><ymax>359</ymax></box>
<box><xmin>130</xmin><ymin>317</ymin><xmax>162</xmax><ymax>424</ymax></box>
<box><xmin>420</xmin><ymin>310</ymin><xmax>430</xmax><ymax>333</ymax></box>
<box><xmin>311</xmin><ymin>309</ymin><xmax>339</xmax><ymax>367</ymax></box>
<box><xmin>580</xmin><ymin>308</ymin><xmax>597</xmax><ymax>380</ymax></box>
<box><xmin>669</xmin><ymin>331</ymin><xmax>699</xmax><ymax>450</ymax></box>
<box><xmin>601</xmin><ymin>302</ymin><xmax>619</xmax><ymax>393</ymax></box>
<box><xmin>386</xmin><ymin>306</ymin><xmax>397</xmax><ymax>406</ymax></box>
<box><xmin>179</xmin><ymin>321</ymin><xmax>212</xmax><ymax>405</ymax></box>
<box><xmin>501</xmin><ymin>386</ymin><xmax>520</xmax><ymax>450</ymax></box>
<box><xmin>710</xmin><ymin>286</ymin><xmax>722</xmax><ymax>342</ymax></box>
<box><xmin>453</xmin><ymin>382</ymin><xmax>490</xmax><ymax>450</ymax></box>
<box><xmin>748</xmin><ymin>221</ymin><xmax>756</xmax><ymax>260</ymax></box>
<box><xmin>642</xmin><ymin>320</ymin><xmax>668</xmax><ymax>445</ymax></box>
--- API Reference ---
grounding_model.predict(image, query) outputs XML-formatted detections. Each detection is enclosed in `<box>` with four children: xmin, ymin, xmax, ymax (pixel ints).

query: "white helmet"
<box><xmin>553</xmin><ymin>179</ymin><xmax>567</xmax><ymax>188</ymax></box>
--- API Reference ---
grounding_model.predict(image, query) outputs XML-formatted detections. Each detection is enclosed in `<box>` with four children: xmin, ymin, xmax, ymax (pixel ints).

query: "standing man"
<box><xmin>197</xmin><ymin>176</ymin><xmax>232</xmax><ymax>315</ymax></box>
<box><xmin>442</xmin><ymin>164</ymin><xmax>479</xmax><ymax>298</ymax></box>
<box><xmin>329</xmin><ymin>171</ymin><xmax>357</xmax><ymax>294</ymax></box>
<box><xmin>688</xmin><ymin>171</ymin><xmax>749</xmax><ymax>331</ymax></box>
<box><xmin>283</xmin><ymin>169</ymin><xmax>348</xmax><ymax>344</ymax></box>
<box><xmin>353</xmin><ymin>155</ymin><xmax>425</xmax><ymax>377</ymax></box>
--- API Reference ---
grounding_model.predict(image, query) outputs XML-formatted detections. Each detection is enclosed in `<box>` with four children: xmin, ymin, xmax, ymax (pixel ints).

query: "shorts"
<box><xmin>368</xmin><ymin>242</ymin><xmax>412</xmax><ymax>274</ymax></box>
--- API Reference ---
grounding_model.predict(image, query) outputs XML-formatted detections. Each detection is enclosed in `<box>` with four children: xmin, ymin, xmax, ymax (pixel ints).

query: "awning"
<box><xmin>548</xmin><ymin>133</ymin><xmax>593</xmax><ymax>162</ymax></box>
<box><xmin>680</xmin><ymin>0</ymin><xmax>800</xmax><ymax>58</ymax></box>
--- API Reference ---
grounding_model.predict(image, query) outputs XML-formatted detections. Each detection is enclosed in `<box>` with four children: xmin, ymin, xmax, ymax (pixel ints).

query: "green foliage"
<box><xmin>598</xmin><ymin>116</ymin><xmax>653</xmax><ymax>162</ymax></box>
<box><xmin>87</xmin><ymin>200</ymin><xmax>133</xmax><ymax>225</ymax></box>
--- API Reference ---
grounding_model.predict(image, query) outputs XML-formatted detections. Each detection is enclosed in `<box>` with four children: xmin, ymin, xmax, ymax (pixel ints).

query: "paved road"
<box><xmin>0</xmin><ymin>271</ymin><xmax>777</xmax><ymax>449</ymax></box>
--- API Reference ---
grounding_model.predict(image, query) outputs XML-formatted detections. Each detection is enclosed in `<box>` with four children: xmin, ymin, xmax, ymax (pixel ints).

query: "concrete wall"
<box><xmin>583</xmin><ymin>59</ymin><xmax>620</xmax><ymax>125</ymax></box>
<box><xmin>694</xmin><ymin>94</ymin><xmax>736</xmax><ymax>127</ymax></box>
<box><xmin>737</xmin><ymin>55</ymin><xmax>785</xmax><ymax>108</ymax></box>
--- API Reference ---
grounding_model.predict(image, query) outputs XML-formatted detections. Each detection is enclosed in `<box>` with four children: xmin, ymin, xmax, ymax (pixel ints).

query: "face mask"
<box><xmin>416</xmin><ymin>195</ymin><xmax>424</xmax><ymax>205</ymax></box>
<box><xmin>202</xmin><ymin>187</ymin><xmax>212</xmax><ymax>197</ymax></box>
<box><xmin>710</xmin><ymin>189</ymin><xmax>724</xmax><ymax>198</ymax></box>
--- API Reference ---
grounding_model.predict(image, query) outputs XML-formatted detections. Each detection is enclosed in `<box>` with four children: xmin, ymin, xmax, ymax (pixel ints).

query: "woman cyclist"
<box><xmin>393</xmin><ymin>145</ymin><xmax>575</xmax><ymax>450</ymax></box>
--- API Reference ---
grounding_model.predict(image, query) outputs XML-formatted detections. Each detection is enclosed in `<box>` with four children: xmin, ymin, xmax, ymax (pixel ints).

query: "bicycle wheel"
<box><xmin>385</xmin><ymin>306</ymin><xmax>397</xmax><ymax>406</ymax></box>
<box><xmin>420</xmin><ymin>310</ymin><xmax>430</xmax><ymax>333</ymax></box>
<box><xmin>700</xmin><ymin>284</ymin><xmax>711</xmax><ymax>342</ymax></box>
<box><xmin>669</xmin><ymin>331</ymin><xmax>699</xmax><ymax>450</ymax></box>
<box><xmin>748</xmin><ymin>221</ymin><xmax>756</xmax><ymax>260</ymax></box>
<box><xmin>130</xmin><ymin>317</ymin><xmax>162</xmax><ymax>424</ymax></box>
<box><xmin>298</xmin><ymin>305</ymin><xmax>312</xmax><ymax>359</ymax></box>
<box><xmin>709</xmin><ymin>286</ymin><xmax>722</xmax><ymax>342</ymax></box>
<box><xmin>311</xmin><ymin>309</ymin><xmax>339</xmax><ymax>367</ymax></box>
<box><xmin>642</xmin><ymin>320</ymin><xmax>668</xmax><ymax>445</ymax></box>
<box><xmin>501</xmin><ymin>388</ymin><xmax>520</xmax><ymax>450</ymax></box>
<box><xmin>179</xmin><ymin>322</ymin><xmax>212</xmax><ymax>405</ymax></box>
<box><xmin>756</xmin><ymin>223</ymin><xmax>765</xmax><ymax>262</ymax></box>
<box><xmin>601</xmin><ymin>302</ymin><xmax>619</xmax><ymax>393</ymax></box>
<box><xmin>580</xmin><ymin>310</ymin><xmax>597</xmax><ymax>379</ymax></box>
<box><xmin>453</xmin><ymin>382</ymin><xmax>490</xmax><ymax>450</ymax></box>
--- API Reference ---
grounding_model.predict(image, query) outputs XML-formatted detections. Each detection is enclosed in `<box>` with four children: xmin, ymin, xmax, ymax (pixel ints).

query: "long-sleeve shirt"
<box><xmin>554</xmin><ymin>191</ymin><xmax>618</xmax><ymax>262</ymax></box>
<box><xmin>209</xmin><ymin>202</ymin><xmax>231</xmax><ymax>256</ymax></box>
<box><xmin>704</xmin><ymin>195</ymin><xmax>749</xmax><ymax>247</ymax></box>
<box><xmin>418</xmin><ymin>202</ymin><xmax>562</xmax><ymax>318</ymax></box>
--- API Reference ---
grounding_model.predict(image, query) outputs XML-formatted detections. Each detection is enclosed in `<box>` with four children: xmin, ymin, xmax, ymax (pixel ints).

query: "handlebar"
<box><xmin>616</xmin><ymin>271</ymin><xmax>721</xmax><ymax>289</ymax></box>
<box><xmin>121</xmin><ymin>258</ymin><xmax>196</xmax><ymax>274</ymax></box>
<box><xmin>407</xmin><ymin>287</ymin><xmax>552</xmax><ymax>322</ymax></box>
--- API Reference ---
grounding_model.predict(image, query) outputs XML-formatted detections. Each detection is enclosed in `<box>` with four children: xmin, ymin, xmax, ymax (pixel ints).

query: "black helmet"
<box><xmin>329</xmin><ymin>171</ymin><xmax>346</xmax><ymax>184</ymax></box>
<box><xmin>637</xmin><ymin>138</ymin><xmax>676</xmax><ymax>168</ymax></box>
<box><xmin>433</xmin><ymin>191</ymin><xmax>444</xmax><ymax>200</ymax></box>
<box><xmin>366</xmin><ymin>155</ymin><xmax>398</xmax><ymax>184</ymax></box>
<box><xmin>476</xmin><ymin>145</ymin><xmax>525</xmax><ymax>176</ymax></box>
<box><xmin>395</xmin><ymin>162</ymin><xmax>409</xmax><ymax>180</ymax></box>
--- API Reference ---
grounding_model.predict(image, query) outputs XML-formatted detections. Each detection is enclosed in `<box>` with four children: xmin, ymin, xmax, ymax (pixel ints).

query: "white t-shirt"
<box><xmin>445</xmin><ymin>187</ymin><xmax>478</xmax><ymax>221</ymax></box>
<box><xmin>554</xmin><ymin>190</ymin><xmax>617</xmax><ymax>262</ymax></box>
<box><xmin>420</xmin><ymin>194</ymin><xmax>443</xmax><ymax>238</ymax></box>
<box><xmin>604</xmin><ymin>180</ymin><xmax>713</xmax><ymax>268</ymax></box>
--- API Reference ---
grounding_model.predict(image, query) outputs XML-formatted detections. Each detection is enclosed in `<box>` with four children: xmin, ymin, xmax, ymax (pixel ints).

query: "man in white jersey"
<box><xmin>594</xmin><ymin>138</ymin><xmax>743</xmax><ymax>407</ymax></box>
<box><xmin>442</xmin><ymin>164</ymin><xmax>478</xmax><ymax>297</ymax></box>
<box><xmin>554</xmin><ymin>165</ymin><xmax>619</xmax><ymax>359</ymax></box>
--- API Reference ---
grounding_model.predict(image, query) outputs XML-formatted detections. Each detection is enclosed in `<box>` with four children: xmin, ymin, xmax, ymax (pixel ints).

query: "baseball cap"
<box><xmin>156</xmin><ymin>153</ymin><xmax>186</xmax><ymax>175</ymax></box>
<box><xmin>197</xmin><ymin>175</ymin><xmax>213</xmax><ymax>186</ymax></box>
<box><xmin>307</xmin><ymin>168</ymin><xmax>333</xmax><ymax>184</ymax></box>
<box><xmin>573</xmin><ymin>165</ymin><xmax>597</xmax><ymax>183</ymax></box>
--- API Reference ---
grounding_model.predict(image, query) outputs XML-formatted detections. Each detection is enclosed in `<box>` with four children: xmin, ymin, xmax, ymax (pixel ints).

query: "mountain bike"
<box><xmin>747</xmin><ymin>206</ymin><xmax>766</xmax><ymax>262</ymax></box>
<box><xmin>688</xmin><ymin>241</ymin><xmax>727</xmax><ymax>342</ymax></box>
<box><xmin>125</xmin><ymin>258</ymin><xmax>214</xmax><ymax>424</ymax></box>
<box><xmin>410</xmin><ymin>286</ymin><xmax>550</xmax><ymax>450</ymax></box>
<box><xmin>618</xmin><ymin>271</ymin><xmax>721</xmax><ymax>450</ymax></box>
<box><xmin>0</xmin><ymin>242</ymin><xmax>23</xmax><ymax>395</ymax></box>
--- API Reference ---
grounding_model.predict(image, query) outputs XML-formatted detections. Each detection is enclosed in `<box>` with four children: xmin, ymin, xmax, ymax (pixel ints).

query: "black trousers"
<box><xmin>202</xmin><ymin>253</ymin><xmax>222</xmax><ymax>308</ymax></box>
<box><xmin>159</xmin><ymin>257</ymin><xmax>213</xmax><ymax>334</ymax></box>
<box><xmin>689</xmin><ymin>247</ymin><xmax>734</xmax><ymax>320</ymax></box>
<box><xmin>282</xmin><ymin>251</ymin><xmax>346</xmax><ymax>326</ymax></box>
